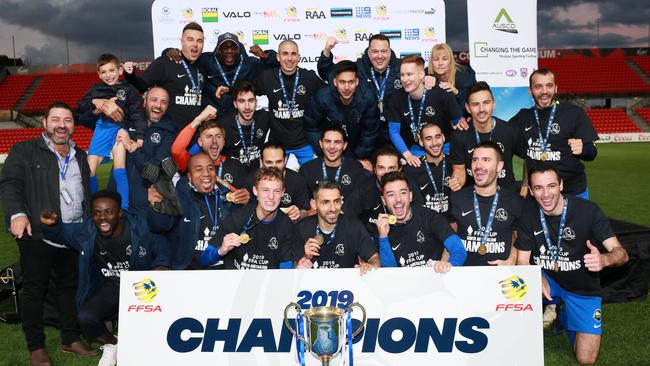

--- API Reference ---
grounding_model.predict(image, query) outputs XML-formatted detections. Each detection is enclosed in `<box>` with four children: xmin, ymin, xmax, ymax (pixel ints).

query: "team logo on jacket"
<box><xmin>335</xmin><ymin>243</ymin><xmax>345</xmax><ymax>256</ymax></box>
<box><xmin>281</xmin><ymin>192</ymin><xmax>292</xmax><ymax>205</ymax></box>
<box><xmin>416</xmin><ymin>230</ymin><xmax>425</xmax><ymax>243</ymax></box>
<box><xmin>425</xmin><ymin>106</ymin><xmax>435</xmax><ymax>116</ymax></box>
<box><xmin>297</xmin><ymin>85</ymin><xmax>306</xmax><ymax>95</ymax></box>
<box><xmin>394</xmin><ymin>79</ymin><xmax>402</xmax><ymax>89</ymax></box>
<box><xmin>562</xmin><ymin>227</ymin><xmax>576</xmax><ymax>241</ymax></box>
<box><xmin>256</xmin><ymin>128</ymin><xmax>264</xmax><ymax>138</ymax></box>
<box><xmin>340</xmin><ymin>174</ymin><xmax>352</xmax><ymax>185</ymax></box>
<box><xmin>150</xmin><ymin>132</ymin><xmax>161</xmax><ymax>144</ymax></box>
<box><xmin>495</xmin><ymin>208</ymin><xmax>508</xmax><ymax>222</ymax></box>
<box><xmin>116</xmin><ymin>89</ymin><xmax>126</xmax><ymax>101</ymax></box>
<box><xmin>268</xmin><ymin>237</ymin><xmax>278</xmax><ymax>250</ymax></box>
<box><xmin>126</xmin><ymin>244</ymin><xmax>147</xmax><ymax>257</ymax></box>
<box><xmin>497</xmin><ymin>142</ymin><xmax>505</xmax><ymax>153</ymax></box>
<box><xmin>224</xmin><ymin>173</ymin><xmax>234</xmax><ymax>183</ymax></box>
<box><xmin>550</xmin><ymin>123</ymin><xmax>560</xmax><ymax>134</ymax></box>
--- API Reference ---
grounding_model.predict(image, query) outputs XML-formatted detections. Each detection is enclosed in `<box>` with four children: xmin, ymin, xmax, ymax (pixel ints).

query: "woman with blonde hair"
<box><xmin>427</xmin><ymin>43</ymin><xmax>476</xmax><ymax>113</ymax></box>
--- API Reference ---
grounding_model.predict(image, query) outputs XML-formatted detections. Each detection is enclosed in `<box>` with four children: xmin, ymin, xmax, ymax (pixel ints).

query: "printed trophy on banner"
<box><xmin>284</xmin><ymin>302</ymin><xmax>366</xmax><ymax>366</ymax></box>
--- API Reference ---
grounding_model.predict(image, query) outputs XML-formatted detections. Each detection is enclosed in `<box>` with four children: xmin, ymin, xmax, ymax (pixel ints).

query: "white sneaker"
<box><xmin>543</xmin><ymin>304</ymin><xmax>557</xmax><ymax>328</ymax></box>
<box><xmin>98</xmin><ymin>343</ymin><xmax>117</xmax><ymax>366</ymax></box>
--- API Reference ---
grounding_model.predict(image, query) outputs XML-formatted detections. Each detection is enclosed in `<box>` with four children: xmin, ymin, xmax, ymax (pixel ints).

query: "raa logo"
<box><xmin>133</xmin><ymin>278</ymin><xmax>159</xmax><ymax>302</ymax></box>
<box><xmin>493</xmin><ymin>8</ymin><xmax>518</xmax><ymax>34</ymax></box>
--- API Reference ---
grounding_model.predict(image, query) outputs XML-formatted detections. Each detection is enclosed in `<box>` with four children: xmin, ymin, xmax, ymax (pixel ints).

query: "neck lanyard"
<box><xmin>375</xmin><ymin>180</ymin><xmax>388</xmax><ymax>214</ymax></box>
<box><xmin>203</xmin><ymin>193</ymin><xmax>220</xmax><ymax>232</ymax></box>
<box><xmin>235</xmin><ymin>115</ymin><xmax>256</xmax><ymax>154</ymax></box>
<box><xmin>474</xmin><ymin>118</ymin><xmax>496</xmax><ymax>145</ymax></box>
<box><xmin>241</xmin><ymin>208</ymin><xmax>276</xmax><ymax>234</ymax></box>
<box><xmin>473</xmin><ymin>187</ymin><xmax>500</xmax><ymax>249</ymax></box>
<box><xmin>59</xmin><ymin>154</ymin><xmax>71</xmax><ymax>180</ymax></box>
<box><xmin>322</xmin><ymin>158</ymin><xmax>344</xmax><ymax>183</ymax></box>
<box><xmin>407</xmin><ymin>90</ymin><xmax>427</xmax><ymax>139</ymax></box>
<box><xmin>539</xmin><ymin>197</ymin><xmax>568</xmax><ymax>271</ymax></box>
<box><xmin>214</xmin><ymin>54</ymin><xmax>244</xmax><ymax>88</ymax></box>
<box><xmin>423</xmin><ymin>157</ymin><xmax>446</xmax><ymax>195</ymax></box>
<box><xmin>370</xmin><ymin>68</ymin><xmax>389</xmax><ymax>113</ymax></box>
<box><xmin>278</xmin><ymin>68</ymin><xmax>300</xmax><ymax>119</ymax></box>
<box><xmin>181</xmin><ymin>59</ymin><xmax>201</xmax><ymax>93</ymax></box>
<box><xmin>532</xmin><ymin>103</ymin><xmax>557</xmax><ymax>152</ymax></box>
<box><xmin>315</xmin><ymin>225</ymin><xmax>337</xmax><ymax>246</ymax></box>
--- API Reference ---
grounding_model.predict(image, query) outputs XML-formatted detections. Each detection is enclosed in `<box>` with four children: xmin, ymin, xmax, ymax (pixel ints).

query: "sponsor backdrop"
<box><xmin>467</xmin><ymin>0</ymin><xmax>538</xmax><ymax>120</ymax></box>
<box><xmin>118</xmin><ymin>267</ymin><xmax>543</xmax><ymax>365</ymax></box>
<box><xmin>151</xmin><ymin>0</ymin><xmax>446</xmax><ymax>70</ymax></box>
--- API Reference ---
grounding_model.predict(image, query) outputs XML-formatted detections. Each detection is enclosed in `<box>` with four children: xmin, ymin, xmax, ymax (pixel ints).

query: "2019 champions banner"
<box><xmin>118</xmin><ymin>267</ymin><xmax>543</xmax><ymax>365</ymax></box>
<box><xmin>467</xmin><ymin>0</ymin><xmax>538</xmax><ymax>120</ymax></box>
<box><xmin>151</xmin><ymin>0</ymin><xmax>446</xmax><ymax>70</ymax></box>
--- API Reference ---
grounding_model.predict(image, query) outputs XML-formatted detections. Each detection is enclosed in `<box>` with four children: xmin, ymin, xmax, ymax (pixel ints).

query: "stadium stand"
<box><xmin>635</xmin><ymin>108</ymin><xmax>650</xmax><ymax>126</ymax></box>
<box><xmin>629</xmin><ymin>56</ymin><xmax>650</xmax><ymax>78</ymax></box>
<box><xmin>0</xmin><ymin>74</ymin><xmax>36</xmax><ymax>110</ymax></box>
<box><xmin>538</xmin><ymin>57</ymin><xmax>650</xmax><ymax>95</ymax></box>
<box><xmin>21</xmin><ymin>73</ymin><xmax>99</xmax><ymax>113</ymax></box>
<box><xmin>586</xmin><ymin>108</ymin><xmax>641</xmax><ymax>134</ymax></box>
<box><xmin>0</xmin><ymin>126</ymin><xmax>93</xmax><ymax>154</ymax></box>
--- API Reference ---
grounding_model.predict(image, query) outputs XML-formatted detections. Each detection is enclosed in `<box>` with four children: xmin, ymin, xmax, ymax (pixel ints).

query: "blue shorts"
<box><xmin>287</xmin><ymin>145</ymin><xmax>316</xmax><ymax>166</ymax></box>
<box><xmin>88</xmin><ymin>117</ymin><xmax>122</xmax><ymax>157</ymax></box>
<box><xmin>543</xmin><ymin>272</ymin><xmax>602</xmax><ymax>335</ymax></box>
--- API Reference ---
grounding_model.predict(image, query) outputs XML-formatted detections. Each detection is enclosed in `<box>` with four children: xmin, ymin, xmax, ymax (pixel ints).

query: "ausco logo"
<box><xmin>493</xmin><ymin>8</ymin><xmax>518</xmax><ymax>34</ymax></box>
<box><xmin>379</xmin><ymin>30</ymin><xmax>401</xmax><ymax>40</ymax></box>
<box><xmin>331</xmin><ymin>8</ymin><xmax>353</xmax><ymax>18</ymax></box>
<box><xmin>167</xmin><ymin>316</ymin><xmax>489</xmax><ymax>353</ymax></box>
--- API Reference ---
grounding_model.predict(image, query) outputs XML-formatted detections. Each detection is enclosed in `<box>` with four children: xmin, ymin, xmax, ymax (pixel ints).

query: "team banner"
<box><xmin>151</xmin><ymin>0</ymin><xmax>446</xmax><ymax>69</ymax></box>
<box><xmin>467</xmin><ymin>0</ymin><xmax>538</xmax><ymax>120</ymax></box>
<box><xmin>118</xmin><ymin>267</ymin><xmax>543</xmax><ymax>365</ymax></box>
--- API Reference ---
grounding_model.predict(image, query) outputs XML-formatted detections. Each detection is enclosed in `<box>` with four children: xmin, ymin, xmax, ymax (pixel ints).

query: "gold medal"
<box><xmin>388</xmin><ymin>215</ymin><xmax>397</xmax><ymax>225</ymax></box>
<box><xmin>314</xmin><ymin>235</ymin><xmax>324</xmax><ymax>246</ymax></box>
<box><xmin>553</xmin><ymin>262</ymin><xmax>559</xmax><ymax>272</ymax></box>
<box><xmin>226</xmin><ymin>192</ymin><xmax>234</xmax><ymax>202</ymax></box>
<box><xmin>413</xmin><ymin>132</ymin><xmax>419</xmax><ymax>143</ymax></box>
<box><xmin>478</xmin><ymin>244</ymin><xmax>487</xmax><ymax>255</ymax></box>
<box><xmin>239</xmin><ymin>232</ymin><xmax>250</xmax><ymax>244</ymax></box>
<box><xmin>377</xmin><ymin>101</ymin><xmax>384</xmax><ymax>114</ymax></box>
<box><xmin>540</xmin><ymin>152</ymin><xmax>548</xmax><ymax>161</ymax></box>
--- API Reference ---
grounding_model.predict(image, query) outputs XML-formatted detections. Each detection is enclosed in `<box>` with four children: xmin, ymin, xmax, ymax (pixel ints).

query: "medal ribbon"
<box><xmin>316</xmin><ymin>225</ymin><xmax>337</xmax><ymax>246</ymax></box>
<box><xmin>235</xmin><ymin>115</ymin><xmax>256</xmax><ymax>162</ymax></box>
<box><xmin>474</xmin><ymin>118</ymin><xmax>496</xmax><ymax>145</ymax></box>
<box><xmin>322</xmin><ymin>158</ymin><xmax>344</xmax><ymax>183</ymax></box>
<box><xmin>214</xmin><ymin>54</ymin><xmax>244</xmax><ymax>88</ymax></box>
<box><xmin>472</xmin><ymin>188</ymin><xmax>500</xmax><ymax>247</ymax></box>
<box><xmin>407</xmin><ymin>91</ymin><xmax>428</xmax><ymax>138</ymax></box>
<box><xmin>539</xmin><ymin>197</ymin><xmax>568</xmax><ymax>266</ymax></box>
<box><xmin>203</xmin><ymin>193</ymin><xmax>220</xmax><ymax>231</ymax></box>
<box><xmin>423</xmin><ymin>157</ymin><xmax>446</xmax><ymax>195</ymax></box>
<box><xmin>278</xmin><ymin>68</ymin><xmax>301</xmax><ymax>119</ymax></box>
<box><xmin>370</xmin><ymin>68</ymin><xmax>389</xmax><ymax>103</ymax></box>
<box><xmin>181</xmin><ymin>59</ymin><xmax>201</xmax><ymax>93</ymax></box>
<box><xmin>532</xmin><ymin>103</ymin><xmax>557</xmax><ymax>152</ymax></box>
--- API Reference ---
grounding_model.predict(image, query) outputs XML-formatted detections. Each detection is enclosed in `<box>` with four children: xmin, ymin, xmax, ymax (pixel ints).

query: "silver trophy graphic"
<box><xmin>284</xmin><ymin>302</ymin><xmax>366</xmax><ymax>366</ymax></box>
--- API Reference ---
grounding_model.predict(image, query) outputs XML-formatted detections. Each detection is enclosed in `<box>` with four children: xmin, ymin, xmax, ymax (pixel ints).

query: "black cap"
<box><xmin>216</xmin><ymin>32</ymin><xmax>240</xmax><ymax>50</ymax></box>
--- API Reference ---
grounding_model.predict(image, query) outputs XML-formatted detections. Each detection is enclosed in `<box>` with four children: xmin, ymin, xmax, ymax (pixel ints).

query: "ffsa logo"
<box><xmin>128</xmin><ymin>278</ymin><xmax>162</xmax><ymax>313</ymax></box>
<box><xmin>495</xmin><ymin>275</ymin><xmax>532</xmax><ymax>312</ymax></box>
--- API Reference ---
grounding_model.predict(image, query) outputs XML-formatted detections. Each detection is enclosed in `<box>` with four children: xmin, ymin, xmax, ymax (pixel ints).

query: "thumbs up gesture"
<box><xmin>583</xmin><ymin>240</ymin><xmax>605</xmax><ymax>272</ymax></box>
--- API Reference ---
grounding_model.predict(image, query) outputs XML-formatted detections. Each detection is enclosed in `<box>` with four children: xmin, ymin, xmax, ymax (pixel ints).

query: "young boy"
<box><xmin>78</xmin><ymin>54</ymin><xmax>147</xmax><ymax>209</ymax></box>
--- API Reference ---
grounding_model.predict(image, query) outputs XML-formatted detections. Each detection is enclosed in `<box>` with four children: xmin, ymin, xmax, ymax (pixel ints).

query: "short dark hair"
<box><xmin>198</xmin><ymin>120</ymin><xmax>225</xmax><ymax>137</ymax></box>
<box><xmin>261</xmin><ymin>141</ymin><xmax>286</xmax><ymax>158</ymax></box>
<box><xmin>313</xmin><ymin>180</ymin><xmax>342</xmax><ymax>198</ymax></box>
<box><xmin>182</xmin><ymin>22</ymin><xmax>204</xmax><ymax>34</ymax></box>
<box><xmin>44</xmin><ymin>102</ymin><xmax>73</xmax><ymax>118</ymax></box>
<box><xmin>321</xmin><ymin>125</ymin><xmax>347</xmax><ymax>142</ymax></box>
<box><xmin>529</xmin><ymin>68</ymin><xmax>555</xmax><ymax>87</ymax></box>
<box><xmin>97</xmin><ymin>53</ymin><xmax>120</xmax><ymax>69</ymax></box>
<box><xmin>334</xmin><ymin>60</ymin><xmax>357</xmax><ymax>77</ymax></box>
<box><xmin>467</xmin><ymin>81</ymin><xmax>494</xmax><ymax>100</ymax></box>
<box><xmin>401</xmin><ymin>55</ymin><xmax>425</xmax><ymax>68</ymax></box>
<box><xmin>419</xmin><ymin>122</ymin><xmax>443</xmax><ymax>138</ymax></box>
<box><xmin>474</xmin><ymin>140</ymin><xmax>503</xmax><ymax>161</ymax></box>
<box><xmin>91</xmin><ymin>189</ymin><xmax>122</xmax><ymax>209</ymax></box>
<box><xmin>255</xmin><ymin>167</ymin><xmax>284</xmax><ymax>187</ymax></box>
<box><xmin>231</xmin><ymin>80</ymin><xmax>256</xmax><ymax>99</ymax></box>
<box><xmin>369</xmin><ymin>34</ymin><xmax>390</xmax><ymax>47</ymax></box>
<box><xmin>371</xmin><ymin>145</ymin><xmax>401</xmax><ymax>167</ymax></box>
<box><xmin>527</xmin><ymin>161</ymin><xmax>562</xmax><ymax>187</ymax></box>
<box><xmin>380</xmin><ymin>171</ymin><xmax>410</xmax><ymax>192</ymax></box>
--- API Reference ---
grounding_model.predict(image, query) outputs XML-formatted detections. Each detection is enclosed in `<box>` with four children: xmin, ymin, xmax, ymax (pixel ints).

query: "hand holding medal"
<box><xmin>375</xmin><ymin>214</ymin><xmax>392</xmax><ymax>238</ymax></box>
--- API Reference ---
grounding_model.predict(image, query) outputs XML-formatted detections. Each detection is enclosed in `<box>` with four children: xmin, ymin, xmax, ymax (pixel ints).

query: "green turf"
<box><xmin>1</xmin><ymin>145</ymin><xmax>649</xmax><ymax>365</ymax></box>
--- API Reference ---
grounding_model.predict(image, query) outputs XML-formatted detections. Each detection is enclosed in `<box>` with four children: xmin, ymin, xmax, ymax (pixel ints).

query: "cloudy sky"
<box><xmin>0</xmin><ymin>0</ymin><xmax>647</xmax><ymax>65</ymax></box>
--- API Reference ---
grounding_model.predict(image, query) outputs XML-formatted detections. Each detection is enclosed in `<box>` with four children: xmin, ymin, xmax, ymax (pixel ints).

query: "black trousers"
<box><xmin>18</xmin><ymin>239</ymin><xmax>81</xmax><ymax>351</ymax></box>
<box><xmin>77</xmin><ymin>280</ymin><xmax>120</xmax><ymax>341</ymax></box>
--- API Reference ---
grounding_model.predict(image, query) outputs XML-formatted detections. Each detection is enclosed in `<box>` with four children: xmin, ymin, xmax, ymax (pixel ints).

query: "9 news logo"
<box><xmin>127</xmin><ymin>278</ymin><xmax>163</xmax><ymax>313</ymax></box>
<box><xmin>495</xmin><ymin>275</ymin><xmax>533</xmax><ymax>312</ymax></box>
